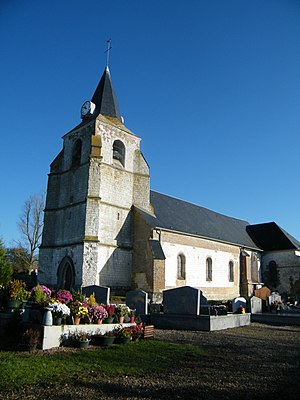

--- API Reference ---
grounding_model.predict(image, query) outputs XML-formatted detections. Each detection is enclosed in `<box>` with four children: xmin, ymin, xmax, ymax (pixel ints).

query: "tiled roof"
<box><xmin>146</xmin><ymin>191</ymin><xmax>260</xmax><ymax>249</ymax></box>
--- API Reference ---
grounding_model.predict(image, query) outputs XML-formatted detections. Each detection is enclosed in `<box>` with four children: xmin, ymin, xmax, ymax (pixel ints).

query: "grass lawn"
<box><xmin>0</xmin><ymin>340</ymin><xmax>204</xmax><ymax>390</ymax></box>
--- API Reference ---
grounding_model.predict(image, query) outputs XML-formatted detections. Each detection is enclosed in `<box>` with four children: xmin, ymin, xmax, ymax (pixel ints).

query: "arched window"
<box><xmin>57</xmin><ymin>256</ymin><xmax>75</xmax><ymax>290</ymax></box>
<box><xmin>206</xmin><ymin>257</ymin><xmax>212</xmax><ymax>281</ymax></box>
<box><xmin>229</xmin><ymin>261</ymin><xmax>234</xmax><ymax>282</ymax></box>
<box><xmin>113</xmin><ymin>140</ymin><xmax>125</xmax><ymax>167</ymax></box>
<box><xmin>177</xmin><ymin>254</ymin><xmax>186</xmax><ymax>280</ymax></box>
<box><xmin>72</xmin><ymin>139</ymin><xmax>82</xmax><ymax>167</ymax></box>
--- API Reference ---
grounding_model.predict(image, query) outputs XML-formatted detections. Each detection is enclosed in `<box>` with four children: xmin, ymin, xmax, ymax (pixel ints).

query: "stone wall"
<box><xmin>132</xmin><ymin>208</ymin><xmax>153</xmax><ymax>294</ymax></box>
<box><xmin>40</xmin><ymin>114</ymin><xmax>151</xmax><ymax>292</ymax></box>
<box><xmin>39</xmin><ymin>244</ymin><xmax>84</xmax><ymax>288</ymax></box>
<box><xmin>261</xmin><ymin>250</ymin><xmax>300</xmax><ymax>296</ymax></box>
<box><xmin>159</xmin><ymin>230</ymin><xmax>259</xmax><ymax>301</ymax></box>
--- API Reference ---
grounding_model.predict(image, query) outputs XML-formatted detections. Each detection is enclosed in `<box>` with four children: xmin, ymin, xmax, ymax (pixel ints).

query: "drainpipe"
<box><xmin>155</xmin><ymin>229</ymin><xmax>162</xmax><ymax>242</ymax></box>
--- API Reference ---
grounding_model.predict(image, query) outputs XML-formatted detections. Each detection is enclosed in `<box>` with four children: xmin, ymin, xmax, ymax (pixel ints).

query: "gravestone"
<box><xmin>250</xmin><ymin>296</ymin><xmax>262</xmax><ymax>314</ymax></box>
<box><xmin>82</xmin><ymin>285</ymin><xmax>110</xmax><ymax>304</ymax></box>
<box><xmin>126</xmin><ymin>290</ymin><xmax>148</xmax><ymax>315</ymax></box>
<box><xmin>232</xmin><ymin>297</ymin><xmax>247</xmax><ymax>313</ymax></box>
<box><xmin>163</xmin><ymin>286</ymin><xmax>205</xmax><ymax>315</ymax></box>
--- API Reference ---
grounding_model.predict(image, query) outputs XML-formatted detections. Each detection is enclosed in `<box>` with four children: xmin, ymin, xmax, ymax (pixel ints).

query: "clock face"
<box><xmin>81</xmin><ymin>101</ymin><xmax>91</xmax><ymax>117</ymax></box>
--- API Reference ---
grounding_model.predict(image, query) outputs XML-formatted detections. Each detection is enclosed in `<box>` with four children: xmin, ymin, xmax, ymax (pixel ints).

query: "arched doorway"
<box><xmin>57</xmin><ymin>257</ymin><xmax>75</xmax><ymax>290</ymax></box>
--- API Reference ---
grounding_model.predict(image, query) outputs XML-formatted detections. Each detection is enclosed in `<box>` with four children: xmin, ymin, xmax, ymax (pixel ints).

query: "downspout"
<box><xmin>155</xmin><ymin>228</ymin><xmax>162</xmax><ymax>243</ymax></box>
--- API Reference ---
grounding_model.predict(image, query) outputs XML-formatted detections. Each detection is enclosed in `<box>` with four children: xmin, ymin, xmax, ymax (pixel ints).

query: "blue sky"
<box><xmin>1</xmin><ymin>0</ymin><xmax>300</xmax><ymax>246</ymax></box>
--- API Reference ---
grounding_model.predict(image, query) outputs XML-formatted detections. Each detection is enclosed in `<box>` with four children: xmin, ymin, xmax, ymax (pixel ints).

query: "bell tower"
<box><xmin>39</xmin><ymin>63</ymin><xmax>151</xmax><ymax>293</ymax></box>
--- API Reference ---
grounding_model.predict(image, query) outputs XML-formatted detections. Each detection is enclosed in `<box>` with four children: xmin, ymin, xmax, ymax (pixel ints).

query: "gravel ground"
<box><xmin>1</xmin><ymin>322</ymin><xmax>300</xmax><ymax>400</ymax></box>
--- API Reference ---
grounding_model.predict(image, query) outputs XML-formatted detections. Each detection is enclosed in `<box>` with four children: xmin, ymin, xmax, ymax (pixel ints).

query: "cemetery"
<box><xmin>1</xmin><ymin>278</ymin><xmax>300</xmax><ymax>351</ymax></box>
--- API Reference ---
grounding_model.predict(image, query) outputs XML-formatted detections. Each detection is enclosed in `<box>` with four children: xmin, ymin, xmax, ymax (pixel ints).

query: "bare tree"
<box><xmin>17</xmin><ymin>193</ymin><xmax>44</xmax><ymax>272</ymax></box>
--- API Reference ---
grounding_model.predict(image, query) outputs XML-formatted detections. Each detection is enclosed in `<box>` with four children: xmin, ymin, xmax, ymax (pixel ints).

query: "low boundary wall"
<box><xmin>251</xmin><ymin>313</ymin><xmax>300</xmax><ymax>326</ymax></box>
<box><xmin>42</xmin><ymin>323</ymin><xmax>134</xmax><ymax>350</ymax></box>
<box><xmin>148</xmin><ymin>313</ymin><xmax>251</xmax><ymax>331</ymax></box>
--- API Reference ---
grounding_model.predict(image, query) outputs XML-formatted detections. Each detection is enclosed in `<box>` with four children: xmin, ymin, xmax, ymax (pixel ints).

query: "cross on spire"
<box><xmin>105</xmin><ymin>39</ymin><xmax>112</xmax><ymax>68</ymax></box>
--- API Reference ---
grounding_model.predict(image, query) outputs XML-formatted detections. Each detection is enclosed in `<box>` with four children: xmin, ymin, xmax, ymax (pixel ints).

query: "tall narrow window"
<box><xmin>251</xmin><ymin>253</ymin><xmax>259</xmax><ymax>282</ymax></box>
<box><xmin>113</xmin><ymin>140</ymin><xmax>125</xmax><ymax>167</ymax></box>
<box><xmin>206</xmin><ymin>257</ymin><xmax>212</xmax><ymax>281</ymax></box>
<box><xmin>177</xmin><ymin>254</ymin><xmax>186</xmax><ymax>280</ymax></box>
<box><xmin>229</xmin><ymin>261</ymin><xmax>234</xmax><ymax>282</ymax></box>
<box><xmin>268</xmin><ymin>260</ymin><xmax>278</xmax><ymax>287</ymax></box>
<box><xmin>72</xmin><ymin>139</ymin><xmax>82</xmax><ymax>167</ymax></box>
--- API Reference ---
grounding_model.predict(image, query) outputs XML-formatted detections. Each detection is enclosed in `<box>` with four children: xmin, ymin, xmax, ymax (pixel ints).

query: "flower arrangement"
<box><xmin>70</xmin><ymin>300</ymin><xmax>88</xmax><ymax>318</ymax></box>
<box><xmin>114</xmin><ymin>325</ymin><xmax>133</xmax><ymax>339</ymax></box>
<box><xmin>31</xmin><ymin>284</ymin><xmax>51</xmax><ymax>306</ymax></box>
<box><xmin>51</xmin><ymin>302</ymin><xmax>71</xmax><ymax>318</ymax></box>
<box><xmin>52</xmin><ymin>289</ymin><xmax>73</xmax><ymax>304</ymax></box>
<box><xmin>115</xmin><ymin>304</ymin><xmax>130</xmax><ymax>318</ymax></box>
<box><xmin>88</xmin><ymin>304</ymin><xmax>108</xmax><ymax>323</ymax></box>
<box><xmin>130</xmin><ymin>324</ymin><xmax>144</xmax><ymax>341</ymax></box>
<box><xmin>100</xmin><ymin>330</ymin><xmax>115</xmax><ymax>337</ymax></box>
<box><xmin>94</xmin><ymin>328</ymin><xmax>115</xmax><ymax>338</ymax></box>
<box><xmin>7</xmin><ymin>279</ymin><xmax>30</xmax><ymax>301</ymax></box>
<box><xmin>105</xmin><ymin>304</ymin><xmax>115</xmax><ymax>318</ymax></box>
<box><xmin>128</xmin><ymin>309</ymin><xmax>135</xmax><ymax>318</ymax></box>
<box><xmin>88</xmin><ymin>293</ymin><xmax>97</xmax><ymax>306</ymax></box>
<box><xmin>71</xmin><ymin>289</ymin><xmax>86</xmax><ymax>302</ymax></box>
<box><xmin>71</xmin><ymin>330</ymin><xmax>91</xmax><ymax>342</ymax></box>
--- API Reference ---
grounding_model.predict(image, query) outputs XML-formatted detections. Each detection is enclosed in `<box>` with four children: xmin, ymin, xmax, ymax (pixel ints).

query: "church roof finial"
<box><xmin>105</xmin><ymin>39</ymin><xmax>112</xmax><ymax>69</ymax></box>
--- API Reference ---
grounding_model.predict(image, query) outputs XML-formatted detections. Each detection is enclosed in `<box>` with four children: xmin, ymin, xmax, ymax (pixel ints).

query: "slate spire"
<box><xmin>91</xmin><ymin>66</ymin><xmax>122</xmax><ymax>122</ymax></box>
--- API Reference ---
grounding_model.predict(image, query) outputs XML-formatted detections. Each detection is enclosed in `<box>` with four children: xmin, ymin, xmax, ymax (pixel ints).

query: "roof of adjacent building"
<box><xmin>246</xmin><ymin>222</ymin><xmax>300</xmax><ymax>251</ymax></box>
<box><xmin>136</xmin><ymin>191</ymin><xmax>261</xmax><ymax>249</ymax></box>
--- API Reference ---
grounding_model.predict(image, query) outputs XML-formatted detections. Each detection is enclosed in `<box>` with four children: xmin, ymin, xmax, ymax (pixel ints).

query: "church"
<box><xmin>39</xmin><ymin>62</ymin><xmax>300</xmax><ymax>303</ymax></box>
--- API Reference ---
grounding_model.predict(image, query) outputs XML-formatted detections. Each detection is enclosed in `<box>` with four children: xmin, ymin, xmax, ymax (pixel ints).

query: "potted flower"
<box><xmin>7</xmin><ymin>280</ymin><xmax>31</xmax><ymax>309</ymax></box>
<box><xmin>128</xmin><ymin>309</ymin><xmax>135</xmax><ymax>323</ymax></box>
<box><xmin>70</xmin><ymin>300</ymin><xmax>88</xmax><ymax>324</ymax></box>
<box><xmin>114</xmin><ymin>325</ymin><xmax>133</xmax><ymax>344</ymax></box>
<box><xmin>71</xmin><ymin>330</ymin><xmax>91</xmax><ymax>349</ymax></box>
<box><xmin>20</xmin><ymin>328</ymin><xmax>40</xmax><ymax>351</ymax></box>
<box><xmin>130</xmin><ymin>324</ymin><xmax>144</xmax><ymax>341</ymax></box>
<box><xmin>92</xmin><ymin>329</ymin><xmax>115</xmax><ymax>346</ymax></box>
<box><xmin>87</xmin><ymin>293</ymin><xmax>97</xmax><ymax>306</ymax></box>
<box><xmin>51</xmin><ymin>302</ymin><xmax>71</xmax><ymax>325</ymax></box>
<box><xmin>115</xmin><ymin>305</ymin><xmax>130</xmax><ymax>323</ymax></box>
<box><xmin>31</xmin><ymin>284</ymin><xmax>52</xmax><ymax>307</ymax></box>
<box><xmin>88</xmin><ymin>304</ymin><xmax>108</xmax><ymax>324</ymax></box>
<box><xmin>104</xmin><ymin>304</ymin><xmax>115</xmax><ymax>323</ymax></box>
<box><xmin>237</xmin><ymin>305</ymin><xmax>246</xmax><ymax>314</ymax></box>
<box><xmin>52</xmin><ymin>289</ymin><xmax>73</xmax><ymax>304</ymax></box>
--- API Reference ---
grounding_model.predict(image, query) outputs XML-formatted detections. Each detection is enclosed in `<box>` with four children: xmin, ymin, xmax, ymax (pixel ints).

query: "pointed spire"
<box><xmin>91</xmin><ymin>66</ymin><xmax>122</xmax><ymax>123</ymax></box>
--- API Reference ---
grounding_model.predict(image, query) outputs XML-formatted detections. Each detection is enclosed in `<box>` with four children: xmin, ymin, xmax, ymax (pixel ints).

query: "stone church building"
<box><xmin>39</xmin><ymin>66</ymin><xmax>300</xmax><ymax>302</ymax></box>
